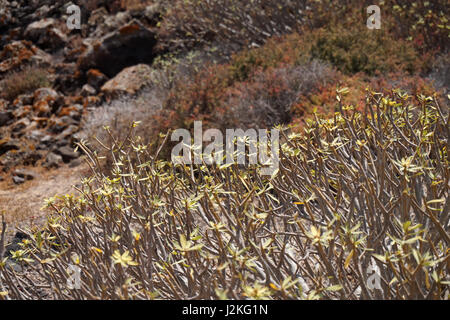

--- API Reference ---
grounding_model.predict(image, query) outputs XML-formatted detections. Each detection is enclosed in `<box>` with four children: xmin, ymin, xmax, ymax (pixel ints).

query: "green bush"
<box><xmin>309</xmin><ymin>26</ymin><xmax>421</xmax><ymax>75</ymax></box>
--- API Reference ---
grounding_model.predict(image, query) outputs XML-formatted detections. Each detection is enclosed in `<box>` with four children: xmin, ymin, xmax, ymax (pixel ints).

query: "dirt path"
<box><xmin>0</xmin><ymin>163</ymin><xmax>89</xmax><ymax>236</ymax></box>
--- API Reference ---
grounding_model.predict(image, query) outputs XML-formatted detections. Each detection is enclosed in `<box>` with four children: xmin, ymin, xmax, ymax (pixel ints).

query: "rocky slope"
<box><xmin>0</xmin><ymin>0</ymin><xmax>165</xmax><ymax>186</ymax></box>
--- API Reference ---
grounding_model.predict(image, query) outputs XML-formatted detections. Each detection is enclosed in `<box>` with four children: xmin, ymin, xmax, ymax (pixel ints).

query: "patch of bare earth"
<box><xmin>0</xmin><ymin>162</ymin><xmax>89</xmax><ymax>236</ymax></box>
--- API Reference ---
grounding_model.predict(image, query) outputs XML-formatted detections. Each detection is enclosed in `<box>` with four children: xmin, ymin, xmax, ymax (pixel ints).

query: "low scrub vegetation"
<box><xmin>0</xmin><ymin>91</ymin><xmax>448</xmax><ymax>299</ymax></box>
<box><xmin>160</xmin><ymin>0</ymin><xmax>308</xmax><ymax>51</ymax></box>
<box><xmin>0</xmin><ymin>66</ymin><xmax>51</xmax><ymax>101</ymax></box>
<box><xmin>0</xmin><ymin>0</ymin><xmax>448</xmax><ymax>301</ymax></box>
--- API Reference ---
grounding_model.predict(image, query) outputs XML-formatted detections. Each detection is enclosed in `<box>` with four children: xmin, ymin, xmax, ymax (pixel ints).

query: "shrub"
<box><xmin>160</xmin><ymin>58</ymin><xmax>336</xmax><ymax>134</ymax></box>
<box><xmin>384</xmin><ymin>0</ymin><xmax>449</xmax><ymax>53</ymax></box>
<box><xmin>290</xmin><ymin>72</ymin><xmax>443</xmax><ymax>127</ymax></box>
<box><xmin>223</xmin><ymin>61</ymin><xmax>337</xmax><ymax>128</ymax></box>
<box><xmin>304</xmin><ymin>0</ymin><xmax>449</xmax><ymax>54</ymax></box>
<box><xmin>0</xmin><ymin>66</ymin><xmax>51</xmax><ymax>101</ymax></box>
<box><xmin>228</xmin><ymin>25</ymin><xmax>423</xmax><ymax>80</ymax></box>
<box><xmin>427</xmin><ymin>53</ymin><xmax>450</xmax><ymax>94</ymax></box>
<box><xmin>308</xmin><ymin>25</ymin><xmax>421</xmax><ymax>75</ymax></box>
<box><xmin>228</xmin><ymin>33</ymin><xmax>307</xmax><ymax>82</ymax></box>
<box><xmin>159</xmin><ymin>0</ymin><xmax>308</xmax><ymax>51</ymax></box>
<box><xmin>0</xmin><ymin>90</ymin><xmax>448</xmax><ymax>300</ymax></box>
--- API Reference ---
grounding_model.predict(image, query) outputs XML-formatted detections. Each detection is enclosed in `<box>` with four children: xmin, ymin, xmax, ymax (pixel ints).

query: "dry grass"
<box><xmin>0</xmin><ymin>65</ymin><xmax>51</xmax><ymax>101</ymax></box>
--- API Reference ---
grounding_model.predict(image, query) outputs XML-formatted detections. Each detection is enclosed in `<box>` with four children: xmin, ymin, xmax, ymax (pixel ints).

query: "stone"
<box><xmin>56</xmin><ymin>139</ymin><xmax>70</xmax><ymax>148</ymax></box>
<box><xmin>81</xmin><ymin>84</ymin><xmax>96</xmax><ymax>97</ymax></box>
<box><xmin>12</xmin><ymin>175</ymin><xmax>25</xmax><ymax>184</ymax></box>
<box><xmin>0</xmin><ymin>98</ymin><xmax>9</xmax><ymax>110</ymax></box>
<box><xmin>15</xmin><ymin>94</ymin><xmax>34</xmax><ymax>106</ymax></box>
<box><xmin>37</xmin><ymin>134</ymin><xmax>54</xmax><ymax>150</ymax></box>
<box><xmin>48</xmin><ymin>116</ymin><xmax>78</xmax><ymax>134</ymax></box>
<box><xmin>25</xmin><ymin>18</ymin><xmax>55</xmax><ymax>34</ymax></box>
<box><xmin>44</xmin><ymin>152</ymin><xmax>63</xmax><ymax>169</ymax></box>
<box><xmin>0</xmin><ymin>40</ymin><xmax>51</xmax><ymax>74</ymax></box>
<box><xmin>88</xmin><ymin>8</ymin><xmax>131</xmax><ymax>38</ymax></box>
<box><xmin>101</xmin><ymin>64</ymin><xmax>152</xmax><ymax>98</ymax></box>
<box><xmin>69</xmin><ymin>158</ymin><xmax>82</xmax><ymax>168</ymax></box>
<box><xmin>12</xmin><ymin>105</ymin><xmax>32</xmax><ymax>119</ymax></box>
<box><xmin>0</xmin><ymin>4</ymin><xmax>13</xmax><ymax>30</ymax></box>
<box><xmin>24</xmin><ymin>18</ymin><xmax>68</xmax><ymax>50</ymax></box>
<box><xmin>0</xmin><ymin>139</ymin><xmax>20</xmax><ymax>156</ymax></box>
<box><xmin>33</xmin><ymin>100</ymin><xmax>51</xmax><ymax>117</ymax></box>
<box><xmin>55</xmin><ymin>145</ymin><xmax>80</xmax><ymax>163</ymax></box>
<box><xmin>22</xmin><ymin>151</ymin><xmax>43</xmax><ymax>166</ymax></box>
<box><xmin>87</xmin><ymin>68</ymin><xmax>108</xmax><ymax>89</ymax></box>
<box><xmin>33</xmin><ymin>87</ymin><xmax>59</xmax><ymax>102</ymax></box>
<box><xmin>143</xmin><ymin>4</ymin><xmax>162</xmax><ymax>25</ymax></box>
<box><xmin>55</xmin><ymin>124</ymin><xmax>79</xmax><ymax>141</ymax></box>
<box><xmin>11</xmin><ymin>118</ymin><xmax>31</xmax><ymax>133</ymax></box>
<box><xmin>12</xmin><ymin>168</ymin><xmax>36</xmax><ymax>180</ymax></box>
<box><xmin>29</xmin><ymin>130</ymin><xmax>45</xmax><ymax>141</ymax></box>
<box><xmin>3</xmin><ymin>232</ymin><xmax>30</xmax><ymax>258</ymax></box>
<box><xmin>57</xmin><ymin>104</ymin><xmax>83</xmax><ymax>121</ymax></box>
<box><xmin>88</xmin><ymin>7</ymin><xmax>109</xmax><ymax>29</ymax></box>
<box><xmin>0</xmin><ymin>111</ymin><xmax>13</xmax><ymax>126</ymax></box>
<box><xmin>78</xmin><ymin>19</ymin><xmax>157</xmax><ymax>77</ymax></box>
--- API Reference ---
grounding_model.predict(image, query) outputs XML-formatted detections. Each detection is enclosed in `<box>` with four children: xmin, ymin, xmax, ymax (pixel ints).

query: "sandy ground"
<box><xmin>0</xmin><ymin>162</ymin><xmax>89</xmax><ymax>238</ymax></box>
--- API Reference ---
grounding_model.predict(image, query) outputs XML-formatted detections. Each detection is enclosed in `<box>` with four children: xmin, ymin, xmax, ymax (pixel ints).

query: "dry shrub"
<box><xmin>159</xmin><ymin>0</ymin><xmax>308</xmax><ymax>51</ymax></box>
<box><xmin>81</xmin><ymin>49</ymin><xmax>221</xmax><ymax>161</ymax></box>
<box><xmin>223</xmin><ymin>60</ymin><xmax>337</xmax><ymax>128</ymax></box>
<box><xmin>427</xmin><ymin>53</ymin><xmax>450</xmax><ymax>94</ymax></box>
<box><xmin>159</xmin><ymin>0</ymin><xmax>448</xmax><ymax>58</ymax></box>
<box><xmin>0</xmin><ymin>66</ymin><xmax>51</xmax><ymax>101</ymax></box>
<box><xmin>290</xmin><ymin>71</ymin><xmax>444</xmax><ymax>127</ymax></box>
<box><xmin>0</xmin><ymin>90</ymin><xmax>448</xmax><ymax>300</ymax></box>
<box><xmin>304</xmin><ymin>0</ymin><xmax>449</xmax><ymax>54</ymax></box>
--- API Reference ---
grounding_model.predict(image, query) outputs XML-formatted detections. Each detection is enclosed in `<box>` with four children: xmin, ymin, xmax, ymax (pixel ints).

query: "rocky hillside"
<box><xmin>0</xmin><ymin>0</ymin><xmax>166</xmax><ymax>183</ymax></box>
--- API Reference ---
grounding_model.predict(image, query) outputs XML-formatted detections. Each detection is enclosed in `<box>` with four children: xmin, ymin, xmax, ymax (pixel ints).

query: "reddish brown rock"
<box><xmin>87</xmin><ymin>68</ymin><xmax>108</xmax><ymax>89</ymax></box>
<box><xmin>33</xmin><ymin>100</ymin><xmax>51</xmax><ymax>117</ymax></box>
<box><xmin>0</xmin><ymin>138</ymin><xmax>19</xmax><ymax>156</ymax></box>
<box><xmin>33</xmin><ymin>87</ymin><xmax>59</xmax><ymax>103</ymax></box>
<box><xmin>0</xmin><ymin>40</ymin><xmax>51</xmax><ymax>73</ymax></box>
<box><xmin>24</xmin><ymin>18</ymin><xmax>68</xmax><ymax>50</ymax></box>
<box><xmin>0</xmin><ymin>99</ymin><xmax>8</xmax><ymax>110</ymax></box>
<box><xmin>0</xmin><ymin>110</ymin><xmax>13</xmax><ymax>126</ymax></box>
<box><xmin>13</xmin><ymin>105</ymin><xmax>32</xmax><ymax>119</ymax></box>
<box><xmin>101</xmin><ymin>64</ymin><xmax>152</xmax><ymax>98</ymax></box>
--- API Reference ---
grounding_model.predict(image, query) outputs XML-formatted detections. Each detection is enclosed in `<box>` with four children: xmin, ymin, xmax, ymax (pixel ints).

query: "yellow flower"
<box><xmin>111</xmin><ymin>250</ymin><xmax>139</xmax><ymax>268</ymax></box>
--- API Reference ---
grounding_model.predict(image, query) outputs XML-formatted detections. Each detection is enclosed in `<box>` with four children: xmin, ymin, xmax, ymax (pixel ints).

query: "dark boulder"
<box><xmin>78</xmin><ymin>20</ymin><xmax>158</xmax><ymax>77</ymax></box>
